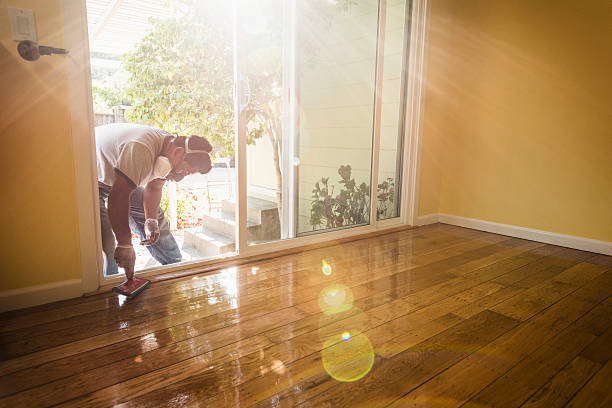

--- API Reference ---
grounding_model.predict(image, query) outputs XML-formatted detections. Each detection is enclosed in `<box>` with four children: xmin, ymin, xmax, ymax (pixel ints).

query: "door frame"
<box><xmin>66</xmin><ymin>0</ymin><xmax>430</xmax><ymax>291</ymax></box>
<box><xmin>63</xmin><ymin>0</ymin><xmax>103</xmax><ymax>294</ymax></box>
<box><xmin>402</xmin><ymin>0</ymin><xmax>431</xmax><ymax>227</ymax></box>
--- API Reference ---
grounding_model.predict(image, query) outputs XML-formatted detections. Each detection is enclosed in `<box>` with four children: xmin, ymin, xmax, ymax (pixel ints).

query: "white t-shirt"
<box><xmin>95</xmin><ymin>123</ymin><xmax>168</xmax><ymax>188</ymax></box>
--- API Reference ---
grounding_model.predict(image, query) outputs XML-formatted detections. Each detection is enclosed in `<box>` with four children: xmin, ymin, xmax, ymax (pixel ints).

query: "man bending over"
<box><xmin>96</xmin><ymin>123</ymin><xmax>212</xmax><ymax>278</ymax></box>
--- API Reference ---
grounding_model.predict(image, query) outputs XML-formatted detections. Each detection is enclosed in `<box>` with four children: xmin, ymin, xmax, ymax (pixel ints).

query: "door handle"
<box><xmin>18</xmin><ymin>40</ymin><xmax>68</xmax><ymax>61</ymax></box>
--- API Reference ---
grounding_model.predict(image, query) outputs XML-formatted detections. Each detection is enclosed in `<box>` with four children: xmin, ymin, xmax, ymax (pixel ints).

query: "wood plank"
<box><xmin>564</xmin><ymin>360</ymin><xmax>612</xmax><ymax>408</ymax></box>
<box><xmin>491</xmin><ymin>280</ymin><xmax>579</xmax><ymax>321</ymax></box>
<box><xmin>388</xmin><ymin>292</ymin><xmax>611</xmax><ymax>407</ymax></box>
<box><xmin>464</xmin><ymin>345</ymin><xmax>586</xmax><ymax>408</ymax></box>
<box><xmin>579</xmin><ymin>325</ymin><xmax>612</xmax><ymax>364</ymax></box>
<box><xmin>463</xmin><ymin>296</ymin><xmax>611</xmax><ymax>408</ymax></box>
<box><xmin>521</xmin><ymin>356</ymin><xmax>601</xmax><ymax>408</ymax></box>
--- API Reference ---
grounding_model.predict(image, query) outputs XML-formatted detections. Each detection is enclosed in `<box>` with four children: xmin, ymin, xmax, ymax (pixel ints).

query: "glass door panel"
<box><xmin>86</xmin><ymin>0</ymin><xmax>238</xmax><ymax>276</ymax></box>
<box><xmin>377</xmin><ymin>0</ymin><xmax>408</xmax><ymax>220</ymax></box>
<box><xmin>296</xmin><ymin>0</ymin><xmax>380</xmax><ymax>235</ymax></box>
<box><xmin>238</xmin><ymin>0</ymin><xmax>289</xmax><ymax>246</ymax></box>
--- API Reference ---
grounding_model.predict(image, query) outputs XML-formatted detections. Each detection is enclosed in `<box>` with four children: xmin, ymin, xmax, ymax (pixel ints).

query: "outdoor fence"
<box><xmin>93</xmin><ymin>107</ymin><xmax>126</xmax><ymax>127</ymax></box>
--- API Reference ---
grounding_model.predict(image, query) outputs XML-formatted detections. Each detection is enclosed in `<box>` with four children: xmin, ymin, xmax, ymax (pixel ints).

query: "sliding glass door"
<box><xmin>236</xmin><ymin>0</ymin><xmax>384</xmax><ymax>242</ymax></box>
<box><xmin>295</xmin><ymin>0</ymin><xmax>381</xmax><ymax>235</ymax></box>
<box><xmin>91</xmin><ymin>0</ymin><xmax>412</xmax><ymax>282</ymax></box>
<box><xmin>235</xmin><ymin>0</ymin><xmax>411</xmax><ymax>245</ymax></box>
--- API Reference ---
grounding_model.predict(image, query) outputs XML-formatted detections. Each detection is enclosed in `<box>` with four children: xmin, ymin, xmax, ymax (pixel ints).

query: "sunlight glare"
<box><xmin>322</xmin><ymin>334</ymin><xmax>374</xmax><ymax>382</ymax></box>
<box><xmin>322</xmin><ymin>259</ymin><xmax>332</xmax><ymax>276</ymax></box>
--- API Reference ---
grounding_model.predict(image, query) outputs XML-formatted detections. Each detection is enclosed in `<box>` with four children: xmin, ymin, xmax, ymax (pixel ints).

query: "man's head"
<box><xmin>164</xmin><ymin>135</ymin><xmax>213</xmax><ymax>182</ymax></box>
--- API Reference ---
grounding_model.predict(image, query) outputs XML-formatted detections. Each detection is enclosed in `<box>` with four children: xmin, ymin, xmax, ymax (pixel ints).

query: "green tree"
<box><xmin>123</xmin><ymin>0</ymin><xmax>284</xmax><ymax>213</ymax></box>
<box><xmin>122</xmin><ymin>2</ymin><xmax>238</xmax><ymax>157</ymax></box>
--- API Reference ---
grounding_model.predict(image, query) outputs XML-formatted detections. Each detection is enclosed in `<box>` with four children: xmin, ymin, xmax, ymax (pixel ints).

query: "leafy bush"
<box><xmin>160</xmin><ymin>186</ymin><xmax>208</xmax><ymax>230</ymax></box>
<box><xmin>310</xmin><ymin>166</ymin><xmax>398</xmax><ymax>229</ymax></box>
<box><xmin>310</xmin><ymin>165</ymin><xmax>370</xmax><ymax>230</ymax></box>
<box><xmin>377</xmin><ymin>178</ymin><xmax>395</xmax><ymax>219</ymax></box>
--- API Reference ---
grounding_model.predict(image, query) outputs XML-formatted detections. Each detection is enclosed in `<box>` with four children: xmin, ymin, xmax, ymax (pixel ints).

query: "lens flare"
<box><xmin>322</xmin><ymin>260</ymin><xmax>332</xmax><ymax>276</ymax></box>
<box><xmin>318</xmin><ymin>284</ymin><xmax>353</xmax><ymax>315</ymax></box>
<box><xmin>342</xmin><ymin>332</ymin><xmax>351</xmax><ymax>341</ymax></box>
<box><xmin>317</xmin><ymin>307</ymin><xmax>370</xmax><ymax>341</ymax></box>
<box><xmin>322</xmin><ymin>333</ymin><xmax>375</xmax><ymax>382</ymax></box>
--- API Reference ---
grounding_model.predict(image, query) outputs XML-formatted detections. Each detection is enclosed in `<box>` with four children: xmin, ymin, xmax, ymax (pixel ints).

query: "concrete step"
<box><xmin>182</xmin><ymin>227</ymin><xmax>235</xmax><ymax>257</ymax></box>
<box><xmin>221</xmin><ymin>197</ymin><xmax>278</xmax><ymax>224</ymax></box>
<box><xmin>201</xmin><ymin>212</ymin><xmax>259</xmax><ymax>240</ymax></box>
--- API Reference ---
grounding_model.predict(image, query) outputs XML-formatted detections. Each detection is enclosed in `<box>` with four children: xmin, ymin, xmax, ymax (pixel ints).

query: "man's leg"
<box><xmin>129</xmin><ymin>187</ymin><xmax>182</xmax><ymax>265</ymax></box>
<box><xmin>99</xmin><ymin>186</ymin><xmax>119</xmax><ymax>276</ymax></box>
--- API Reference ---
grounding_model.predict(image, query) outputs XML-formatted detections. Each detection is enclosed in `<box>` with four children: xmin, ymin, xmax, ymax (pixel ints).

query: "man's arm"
<box><xmin>143</xmin><ymin>178</ymin><xmax>165</xmax><ymax>220</ymax></box>
<box><xmin>108</xmin><ymin>170</ymin><xmax>137</xmax><ymax>279</ymax></box>
<box><xmin>140</xmin><ymin>178</ymin><xmax>165</xmax><ymax>245</ymax></box>
<box><xmin>108</xmin><ymin>170</ymin><xmax>136</xmax><ymax>245</ymax></box>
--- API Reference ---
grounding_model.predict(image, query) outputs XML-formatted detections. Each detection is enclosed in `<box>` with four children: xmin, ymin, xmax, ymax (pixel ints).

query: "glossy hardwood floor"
<box><xmin>1</xmin><ymin>223</ymin><xmax>611</xmax><ymax>407</ymax></box>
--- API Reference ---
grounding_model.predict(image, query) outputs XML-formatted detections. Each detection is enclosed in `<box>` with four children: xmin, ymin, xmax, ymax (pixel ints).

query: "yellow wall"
<box><xmin>0</xmin><ymin>0</ymin><xmax>82</xmax><ymax>290</ymax></box>
<box><xmin>419</xmin><ymin>0</ymin><xmax>612</xmax><ymax>242</ymax></box>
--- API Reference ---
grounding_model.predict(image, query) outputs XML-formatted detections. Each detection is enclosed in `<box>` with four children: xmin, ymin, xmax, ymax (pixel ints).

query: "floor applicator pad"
<box><xmin>112</xmin><ymin>277</ymin><xmax>151</xmax><ymax>297</ymax></box>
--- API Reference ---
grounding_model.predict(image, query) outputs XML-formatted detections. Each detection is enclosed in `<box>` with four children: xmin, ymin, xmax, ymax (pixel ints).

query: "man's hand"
<box><xmin>141</xmin><ymin>218</ymin><xmax>160</xmax><ymax>246</ymax></box>
<box><xmin>114</xmin><ymin>245</ymin><xmax>136</xmax><ymax>279</ymax></box>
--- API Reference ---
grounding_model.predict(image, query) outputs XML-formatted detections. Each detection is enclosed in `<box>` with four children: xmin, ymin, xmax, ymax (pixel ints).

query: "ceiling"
<box><xmin>86</xmin><ymin>0</ymin><xmax>174</xmax><ymax>55</ymax></box>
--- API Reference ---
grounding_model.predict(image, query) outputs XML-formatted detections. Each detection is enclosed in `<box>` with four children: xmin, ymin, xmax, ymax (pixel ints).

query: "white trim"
<box><xmin>281</xmin><ymin>0</ymin><xmax>297</xmax><ymax>240</ymax></box>
<box><xmin>63</xmin><ymin>0</ymin><xmax>103</xmax><ymax>294</ymax></box>
<box><xmin>0</xmin><ymin>280</ymin><xmax>83</xmax><ymax>312</ymax></box>
<box><xmin>376</xmin><ymin>217</ymin><xmax>404</xmax><ymax>229</ymax></box>
<box><xmin>234</xmin><ymin>2</ymin><xmax>248</xmax><ymax>256</ymax></box>
<box><xmin>419</xmin><ymin>214</ymin><xmax>612</xmax><ymax>256</ymax></box>
<box><xmin>393</xmin><ymin>0</ymin><xmax>411</xmax><ymax>219</ymax></box>
<box><xmin>370</xmin><ymin>0</ymin><xmax>386</xmax><ymax>226</ymax></box>
<box><xmin>402</xmin><ymin>0</ymin><xmax>430</xmax><ymax>226</ymax></box>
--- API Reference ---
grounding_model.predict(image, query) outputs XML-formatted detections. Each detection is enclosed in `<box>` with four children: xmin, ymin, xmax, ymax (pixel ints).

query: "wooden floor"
<box><xmin>1</xmin><ymin>224</ymin><xmax>611</xmax><ymax>407</ymax></box>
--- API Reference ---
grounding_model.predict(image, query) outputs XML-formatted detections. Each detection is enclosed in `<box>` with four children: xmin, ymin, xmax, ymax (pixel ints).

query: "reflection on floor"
<box><xmin>1</xmin><ymin>223</ymin><xmax>611</xmax><ymax>407</ymax></box>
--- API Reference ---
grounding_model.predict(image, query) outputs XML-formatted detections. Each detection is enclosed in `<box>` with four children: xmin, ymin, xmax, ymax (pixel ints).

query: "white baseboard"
<box><xmin>417</xmin><ymin>213</ymin><xmax>612</xmax><ymax>256</ymax></box>
<box><xmin>0</xmin><ymin>279</ymin><xmax>83</xmax><ymax>312</ymax></box>
<box><xmin>415</xmin><ymin>213</ymin><xmax>440</xmax><ymax>226</ymax></box>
